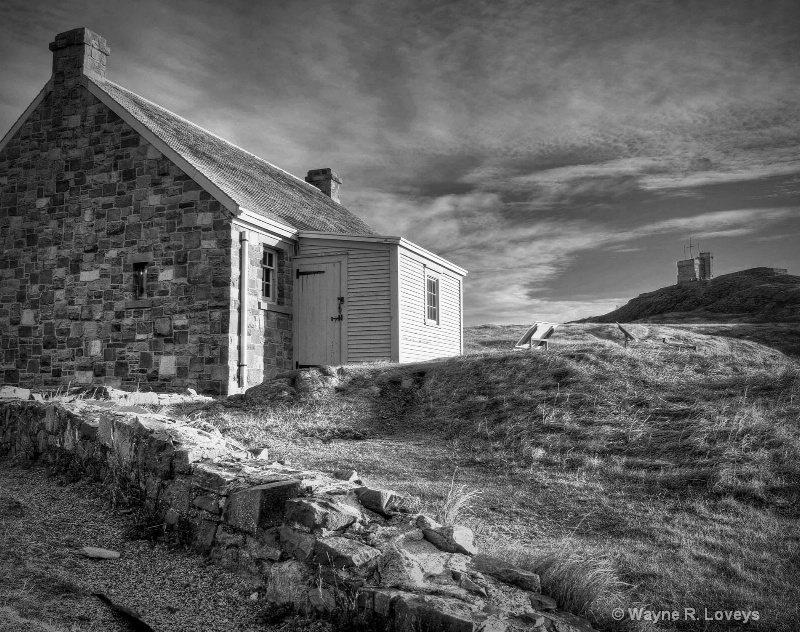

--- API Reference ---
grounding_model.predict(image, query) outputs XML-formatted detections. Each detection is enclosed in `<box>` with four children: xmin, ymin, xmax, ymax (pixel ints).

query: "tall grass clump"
<box><xmin>484</xmin><ymin>539</ymin><xmax>629</xmax><ymax>625</ymax></box>
<box><xmin>434</xmin><ymin>473</ymin><xmax>482</xmax><ymax>526</ymax></box>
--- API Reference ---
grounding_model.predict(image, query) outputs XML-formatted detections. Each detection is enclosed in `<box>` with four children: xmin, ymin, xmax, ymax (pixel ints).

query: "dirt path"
<box><xmin>0</xmin><ymin>459</ymin><xmax>272</xmax><ymax>632</ymax></box>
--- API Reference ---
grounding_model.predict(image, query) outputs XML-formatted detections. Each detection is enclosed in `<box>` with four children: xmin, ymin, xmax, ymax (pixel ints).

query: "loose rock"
<box><xmin>81</xmin><ymin>546</ymin><xmax>120</xmax><ymax>560</ymax></box>
<box><xmin>422</xmin><ymin>525</ymin><xmax>477</xmax><ymax>555</ymax></box>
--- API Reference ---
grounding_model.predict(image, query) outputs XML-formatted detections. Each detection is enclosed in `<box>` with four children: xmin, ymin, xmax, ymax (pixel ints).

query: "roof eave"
<box><xmin>233</xmin><ymin>207</ymin><xmax>298</xmax><ymax>239</ymax></box>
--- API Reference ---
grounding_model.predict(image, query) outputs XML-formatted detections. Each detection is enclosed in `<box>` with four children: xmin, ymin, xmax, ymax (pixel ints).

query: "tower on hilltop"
<box><xmin>677</xmin><ymin>239</ymin><xmax>713</xmax><ymax>284</ymax></box>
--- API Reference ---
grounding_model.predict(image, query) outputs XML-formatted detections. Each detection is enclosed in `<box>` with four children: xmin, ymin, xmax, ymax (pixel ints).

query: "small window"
<box><xmin>133</xmin><ymin>262</ymin><xmax>148</xmax><ymax>298</ymax></box>
<box><xmin>425</xmin><ymin>272</ymin><xmax>439</xmax><ymax>325</ymax></box>
<box><xmin>262</xmin><ymin>249</ymin><xmax>276</xmax><ymax>301</ymax></box>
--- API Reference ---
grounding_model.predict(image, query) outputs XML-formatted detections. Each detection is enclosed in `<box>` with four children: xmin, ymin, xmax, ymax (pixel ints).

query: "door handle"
<box><xmin>331</xmin><ymin>315</ymin><xmax>343</xmax><ymax>321</ymax></box>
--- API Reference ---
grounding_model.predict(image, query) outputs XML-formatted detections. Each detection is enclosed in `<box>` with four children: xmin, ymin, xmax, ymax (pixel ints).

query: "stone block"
<box><xmin>79</xmin><ymin>269</ymin><xmax>100</xmax><ymax>282</ymax></box>
<box><xmin>192</xmin><ymin>463</ymin><xmax>239</xmax><ymax>494</ymax></box>
<box><xmin>422</xmin><ymin>525</ymin><xmax>476</xmax><ymax>556</ymax></box>
<box><xmin>314</xmin><ymin>536</ymin><xmax>381</xmax><ymax>568</ymax></box>
<box><xmin>284</xmin><ymin>498</ymin><xmax>362</xmax><ymax>532</ymax></box>
<box><xmin>356</xmin><ymin>486</ymin><xmax>406</xmax><ymax>516</ymax></box>
<box><xmin>193</xmin><ymin>495</ymin><xmax>220</xmax><ymax>514</ymax></box>
<box><xmin>162</xmin><ymin>477</ymin><xmax>192</xmax><ymax>513</ymax></box>
<box><xmin>159</xmin><ymin>355</ymin><xmax>176</xmax><ymax>376</ymax></box>
<box><xmin>194</xmin><ymin>519</ymin><xmax>218</xmax><ymax>555</ymax></box>
<box><xmin>154</xmin><ymin>317</ymin><xmax>172</xmax><ymax>336</ymax></box>
<box><xmin>224</xmin><ymin>479</ymin><xmax>302</xmax><ymax>534</ymax></box>
<box><xmin>139</xmin><ymin>430</ymin><xmax>175</xmax><ymax>478</ymax></box>
<box><xmin>393</xmin><ymin>594</ymin><xmax>475</xmax><ymax>632</ymax></box>
<box><xmin>280</xmin><ymin>525</ymin><xmax>317</xmax><ymax>562</ymax></box>
<box><xmin>74</xmin><ymin>370</ymin><xmax>94</xmax><ymax>384</ymax></box>
<box><xmin>470</xmin><ymin>554</ymin><xmax>541</xmax><ymax>593</ymax></box>
<box><xmin>20</xmin><ymin>310</ymin><xmax>37</xmax><ymax>326</ymax></box>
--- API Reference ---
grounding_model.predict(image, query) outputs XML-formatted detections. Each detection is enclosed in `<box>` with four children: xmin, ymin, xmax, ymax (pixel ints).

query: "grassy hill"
<box><xmin>581</xmin><ymin>268</ymin><xmax>800</xmax><ymax>324</ymax></box>
<box><xmin>169</xmin><ymin>323</ymin><xmax>800</xmax><ymax>631</ymax></box>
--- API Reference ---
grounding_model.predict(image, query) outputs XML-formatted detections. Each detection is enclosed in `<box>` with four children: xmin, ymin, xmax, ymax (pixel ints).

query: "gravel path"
<box><xmin>0</xmin><ymin>459</ymin><xmax>278</xmax><ymax>632</ymax></box>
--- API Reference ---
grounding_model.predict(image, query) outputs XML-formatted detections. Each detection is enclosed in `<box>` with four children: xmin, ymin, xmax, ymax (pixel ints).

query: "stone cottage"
<box><xmin>0</xmin><ymin>27</ymin><xmax>467</xmax><ymax>395</ymax></box>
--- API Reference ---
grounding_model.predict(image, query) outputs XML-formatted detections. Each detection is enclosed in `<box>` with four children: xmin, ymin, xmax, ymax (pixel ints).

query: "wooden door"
<box><xmin>295</xmin><ymin>259</ymin><xmax>345</xmax><ymax>366</ymax></box>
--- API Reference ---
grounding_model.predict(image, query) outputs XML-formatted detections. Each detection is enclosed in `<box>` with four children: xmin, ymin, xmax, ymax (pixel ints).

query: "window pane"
<box><xmin>426</xmin><ymin>276</ymin><xmax>438</xmax><ymax>322</ymax></box>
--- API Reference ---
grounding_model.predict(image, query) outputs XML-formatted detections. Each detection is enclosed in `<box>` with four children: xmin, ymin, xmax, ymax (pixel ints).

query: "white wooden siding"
<box><xmin>398</xmin><ymin>251</ymin><xmax>462</xmax><ymax>362</ymax></box>
<box><xmin>298</xmin><ymin>240</ymin><xmax>393</xmax><ymax>362</ymax></box>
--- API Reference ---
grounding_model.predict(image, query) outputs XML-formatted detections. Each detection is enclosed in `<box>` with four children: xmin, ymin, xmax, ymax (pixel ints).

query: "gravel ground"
<box><xmin>0</xmin><ymin>459</ymin><xmax>285</xmax><ymax>632</ymax></box>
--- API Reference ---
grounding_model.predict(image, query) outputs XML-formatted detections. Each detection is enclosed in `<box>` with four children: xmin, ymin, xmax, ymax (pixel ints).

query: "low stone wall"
<box><xmin>0</xmin><ymin>399</ymin><xmax>595</xmax><ymax>632</ymax></box>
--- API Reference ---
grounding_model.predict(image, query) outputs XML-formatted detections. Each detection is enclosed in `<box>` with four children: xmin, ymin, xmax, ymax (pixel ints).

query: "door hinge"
<box><xmin>296</xmin><ymin>269</ymin><xmax>325</xmax><ymax>279</ymax></box>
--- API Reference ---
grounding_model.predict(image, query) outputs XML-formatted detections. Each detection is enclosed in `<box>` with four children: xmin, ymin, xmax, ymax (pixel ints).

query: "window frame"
<box><xmin>261</xmin><ymin>248</ymin><xmax>277</xmax><ymax>303</ymax></box>
<box><xmin>424</xmin><ymin>269</ymin><xmax>440</xmax><ymax>326</ymax></box>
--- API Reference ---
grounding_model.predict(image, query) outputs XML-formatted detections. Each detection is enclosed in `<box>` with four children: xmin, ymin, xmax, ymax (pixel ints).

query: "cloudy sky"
<box><xmin>2</xmin><ymin>0</ymin><xmax>799</xmax><ymax>324</ymax></box>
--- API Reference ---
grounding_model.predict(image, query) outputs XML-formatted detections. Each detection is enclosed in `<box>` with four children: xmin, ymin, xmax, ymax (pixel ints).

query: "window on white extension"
<box><xmin>262</xmin><ymin>249</ymin><xmax>276</xmax><ymax>301</ymax></box>
<box><xmin>425</xmin><ymin>272</ymin><xmax>440</xmax><ymax>325</ymax></box>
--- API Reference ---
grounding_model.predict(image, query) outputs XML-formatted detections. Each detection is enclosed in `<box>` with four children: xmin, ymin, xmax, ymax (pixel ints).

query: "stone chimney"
<box><xmin>49</xmin><ymin>27</ymin><xmax>110</xmax><ymax>89</ymax></box>
<box><xmin>305</xmin><ymin>168</ymin><xmax>342</xmax><ymax>204</ymax></box>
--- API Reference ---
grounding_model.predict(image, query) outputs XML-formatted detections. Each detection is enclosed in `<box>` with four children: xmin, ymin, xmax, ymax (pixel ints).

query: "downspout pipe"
<box><xmin>238</xmin><ymin>231</ymin><xmax>248</xmax><ymax>389</ymax></box>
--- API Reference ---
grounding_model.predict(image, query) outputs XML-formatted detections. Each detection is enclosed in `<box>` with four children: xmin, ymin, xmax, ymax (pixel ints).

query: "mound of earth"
<box><xmin>581</xmin><ymin>268</ymin><xmax>800</xmax><ymax>323</ymax></box>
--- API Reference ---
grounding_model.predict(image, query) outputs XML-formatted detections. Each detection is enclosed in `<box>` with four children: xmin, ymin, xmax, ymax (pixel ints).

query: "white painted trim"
<box><xmin>0</xmin><ymin>79</ymin><xmax>53</xmax><ymax>155</ymax></box>
<box><xmin>459</xmin><ymin>276</ymin><xmax>464</xmax><ymax>354</ymax></box>
<box><xmin>389</xmin><ymin>244</ymin><xmax>400</xmax><ymax>362</ymax></box>
<box><xmin>299</xmin><ymin>230</ymin><xmax>402</xmax><ymax>243</ymax></box>
<box><xmin>238</xmin><ymin>231</ymin><xmax>249</xmax><ymax>388</ymax></box>
<box><xmin>231</xmin><ymin>218</ymin><xmax>297</xmax><ymax>247</ymax></box>
<box><xmin>424</xmin><ymin>268</ymin><xmax>441</xmax><ymax>327</ymax></box>
<box><xmin>236</xmin><ymin>207</ymin><xmax>298</xmax><ymax>239</ymax></box>
<box><xmin>258</xmin><ymin>300</ymin><xmax>292</xmax><ymax>315</ymax></box>
<box><xmin>399</xmin><ymin>239</ymin><xmax>467</xmax><ymax>277</ymax></box>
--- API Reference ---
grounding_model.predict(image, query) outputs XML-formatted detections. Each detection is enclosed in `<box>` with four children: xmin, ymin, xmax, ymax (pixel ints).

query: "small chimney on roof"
<box><xmin>305</xmin><ymin>168</ymin><xmax>342</xmax><ymax>204</ymax></box>
<box><xmin>49</xmin><ymin>27</ymin><xmax>110</xmax><ymax>89</ymax></box>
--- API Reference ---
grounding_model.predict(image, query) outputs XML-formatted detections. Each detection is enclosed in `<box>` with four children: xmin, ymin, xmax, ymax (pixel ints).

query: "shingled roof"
<box><xmin>89</xmin><ymin>77</ymin><xmax>375</xmax><ymax>235</ymax></box>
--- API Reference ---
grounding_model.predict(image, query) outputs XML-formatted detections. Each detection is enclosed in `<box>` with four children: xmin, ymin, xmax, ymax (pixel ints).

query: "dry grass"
<box><xmin>171</xmin><ymin>323</ymin><xmax>800</xmax><ymax>631</ymax></box>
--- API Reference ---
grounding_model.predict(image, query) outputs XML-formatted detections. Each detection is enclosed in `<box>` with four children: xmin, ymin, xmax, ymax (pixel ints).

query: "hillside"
<box><xmin>581</xmin><ymin>268</ymin><xmax>800</xmax><ymax>324</ymax></box>
<box><xmin>165</xmin><ymin>324</ymin><xmax>800</xmax><ymax>631</ymax></box>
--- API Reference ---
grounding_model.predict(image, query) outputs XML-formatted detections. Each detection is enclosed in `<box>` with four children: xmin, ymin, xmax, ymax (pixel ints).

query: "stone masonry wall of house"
<box><xmin>0</xmin><ymin>396</ymin><xmax>596</xmax><ymax>632</ymax></box>
<box><xmin>0</xmin><ymin>84</ymin><xmax>234</xmax><ymax>395</ymax></box>
<box><xmin>229</xmin><ymin>226</ymin><xmax>294</xmax><ymax>391</ymax></box>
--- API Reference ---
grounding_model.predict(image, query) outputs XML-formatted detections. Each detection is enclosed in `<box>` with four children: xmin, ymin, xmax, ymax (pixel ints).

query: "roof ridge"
<box><xmin>88</xmin><ymin>76</ymin><xmax>321</xmax><ymax>196</ymax></box>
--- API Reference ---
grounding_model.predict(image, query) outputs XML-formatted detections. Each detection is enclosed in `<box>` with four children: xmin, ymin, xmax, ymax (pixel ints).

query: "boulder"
<box><xmin>422</xmin><ymin>525</ymin><xmax>477</xmax><ymax>555</ymax></box>
<box><xmin>264</xmin><ymin>560</ymin><xmax>311</xmax><ymax>606</ymax></box>
<box><xmin>471</xmin><ymin>554</ymin><xmax>541</xmax><ymax>593</ymax></box>
<box><xmin>356</xmin><ymin>486</ymin><xmax>406</xmax><ymax>516</ymax></box>
<box><xmin>284</xmin><ymin>498</ymin><xmax>362</xmax><ymax>531</ymax></box>
<box><xmin>280</xmin><ymin>526</ymin><xmax>317</xmax><ymax>562</ymax></box>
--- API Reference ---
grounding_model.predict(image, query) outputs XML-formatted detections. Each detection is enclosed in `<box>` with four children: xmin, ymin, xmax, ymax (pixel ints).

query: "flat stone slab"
<box><xmin>0</xmin><ymin>386</ymin><xmax>32</xmax><ymax>400</ymax></box>
<box><xmin>314</xmin><ymin>536</ymin><xmax>381</xmax><ymax>568</ymax></box>
<box><xmin>284</xmin><ymin>498</ymin><xmax>362</xmax><ymax>531</ymax></box>
<box><xmin>470</xmin><ymin>554</ymin><xmax>541</xmax><ymax>593</ymax></box>
<box><xmin>80</xmin><ymin>546</ymin><xmax>120</xmax><ymax>559</ymax></box>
